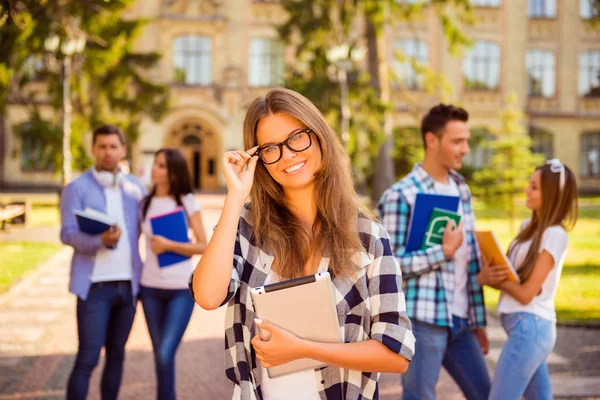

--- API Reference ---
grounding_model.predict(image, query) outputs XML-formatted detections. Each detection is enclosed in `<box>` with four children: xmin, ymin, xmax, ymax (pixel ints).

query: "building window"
<box><xmin>580</xmin><ymin>0</ymin><xmax>597</xmax><ymax>19</ymax></box>
<box><xmin>22</xmin><ymin>56</ymin><xmax>44</xmax><ymax>81</ymax></box>
<box><xmin>463</xmin><ymin>40</ymin><xmax>500</xmax><ymax>90</ymax></box>
<box><xmin>526</xmin><ymin>50</ymin><xmax>555</xmax><ymax>97</ymax></box>
<box><xmin>528</xmin><ymin>0</ymin><xmax>556</xmax><ymax>17</ymax></box>
<box><xmin>529</xmin><ymin>127</ymin><xmax>553</xmax><ymax>160</ymax></box>
<box><xmin>580</xmin><ymin>132</ymin><xmax>600</xmax><ymax>177</ymax></box>
<box><xmin>20</xmin><ymin>137</ymin><xmax>53</xmax><ymax>172</ymax></box>
<box><xmin>579</xmin><ymin>51</ymin><xmax>600</xmax><ymax>97</ymax></box>
<box><xmin>471</xmin><ymin>0</ymin><xmax>501</xmax><ymax>6</ymax></box>
<box><xmin>393</xmin><ymin>39</ymin><xmax>429</xmax><ymax>90</ymax></box>
<box><xmin>173</xmin><ymin>35</ymin><xmax>212</xmax><ymax>86</ymax></box>
<box><xmin>249</xmin><ymin>38</ymin><xmax>284</xmax><ymax>87</ymax></box>
<box><xmin>463</xmin><ymin>128</ymin><xmax>494</xmax><ymax>168</ymax></box>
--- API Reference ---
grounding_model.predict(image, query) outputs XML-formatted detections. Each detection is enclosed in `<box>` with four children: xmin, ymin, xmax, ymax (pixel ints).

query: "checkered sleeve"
<box><xmin>367</xmin><ymin>223</ymin><xmax>416</xmax><ymax>361</ymax></box>
<box><xmin>378</xmin><ymin>188</ymin><xmax>447</xmax><ymax>280</ymax></box>
<box><xmin>220</xmin><ymin>229</ymin><xmax>244</xmax><ymax>306</ymax></box>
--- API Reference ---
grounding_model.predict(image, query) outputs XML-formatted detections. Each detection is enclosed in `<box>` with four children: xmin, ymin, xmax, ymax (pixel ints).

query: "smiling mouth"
<box><xmin>284</xmin><ymin>161</ymin><xmax>306</xmax><ymax>174</ymax></box>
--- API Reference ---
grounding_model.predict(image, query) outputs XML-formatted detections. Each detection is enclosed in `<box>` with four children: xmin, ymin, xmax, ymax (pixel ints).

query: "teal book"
<box><xmin>421</xmin><ymin>208</ymin><xmax>462</xmax><ymax>250</ymax></box>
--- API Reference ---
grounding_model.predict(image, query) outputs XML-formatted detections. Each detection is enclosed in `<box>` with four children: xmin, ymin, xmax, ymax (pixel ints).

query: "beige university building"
<box><xmin>1</xmin><ymin>0</ymin><xmax>599</xmax><ymax>193</ymax></box>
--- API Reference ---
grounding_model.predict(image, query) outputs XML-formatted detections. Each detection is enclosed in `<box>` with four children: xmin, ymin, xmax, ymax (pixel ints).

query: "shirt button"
<box><xmin>321</xmin><ymin>380</ymin><xmax>325</xmax><ymax>384</ymax></box>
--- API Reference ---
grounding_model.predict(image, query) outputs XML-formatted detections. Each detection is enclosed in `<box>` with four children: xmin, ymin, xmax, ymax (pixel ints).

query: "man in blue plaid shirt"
<box><xmin>378</xmin><ymin>104</ymin><xmax>491</xmax><ymax>400</ymax></box>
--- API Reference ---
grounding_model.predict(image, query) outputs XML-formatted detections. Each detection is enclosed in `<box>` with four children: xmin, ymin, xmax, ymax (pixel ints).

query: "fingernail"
<box><xmin>254</xmin><ymin>318</ymin><xmax>262</xmax><ymax>325</ymax></box>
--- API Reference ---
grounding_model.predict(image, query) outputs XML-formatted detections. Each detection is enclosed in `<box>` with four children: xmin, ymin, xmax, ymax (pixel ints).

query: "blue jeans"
<box><xmin>140</xmin><ymin>286</ymin><xmax>195</xmax><ymax>400</ymax></box>
<box><xmin>489</xmin><ymin>312</ymin><xmax>556</xmax><ymax>400</ymax></box>
<box><xmin>67</xmin><ymin>281</ymin><xmax>136</xmax><ymax>400</ymax></box>
<box><xmin>402</xmin><ymin>315</ymin><xmax>491</xmax><ymax>400</ymax></box>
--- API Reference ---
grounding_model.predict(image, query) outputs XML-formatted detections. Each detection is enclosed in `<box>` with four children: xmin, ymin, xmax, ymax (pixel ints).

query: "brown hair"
<box><xmin>508</xmin><ymin>163</ymin><xmax>579</xmax><ymax>283</ymax></box>
<box><xmin>420</xmin><ymin>103</ymin><xmax>469</xmax><ymax>148</ymax></box>
<box><xmin>243</xmin><ymin>88</ymin><xmax>368</xmax><ymax>279</ymax></box>
<box><xmin>92</xmin><ymin>124</ymin><xmax>126</xmax><ymax>145</ymax></box>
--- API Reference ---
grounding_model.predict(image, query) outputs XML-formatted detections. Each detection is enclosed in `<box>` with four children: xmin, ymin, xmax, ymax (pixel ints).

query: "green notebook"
<box><xmin>421</xmin><ymin>208</ymin><xmax>462</xmax><ymax>249</ymax></box>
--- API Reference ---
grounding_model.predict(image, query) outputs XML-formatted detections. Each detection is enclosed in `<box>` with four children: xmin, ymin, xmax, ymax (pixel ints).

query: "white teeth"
<box><xmin>285</xmin><ymin>162</ymin><xmax>305</xmax><ymax>173</ymax></box>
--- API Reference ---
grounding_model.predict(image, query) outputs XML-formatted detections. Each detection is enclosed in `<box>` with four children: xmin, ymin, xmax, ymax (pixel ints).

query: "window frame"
<box><xmin>470</xmin><ymin>0</ymin><xmax>502</xmax><ymax>7</ymax></box>
<box><xmin>526</xmin><ymin>49</ymin><xmax>556</xmax><ymax>98</ymax></box>
<box><xmin>248</xmin><ymin>37</ymin><xmax>285</xmax><ymax>88</ymax></box>
<box><xmin>392</xmin><ymin>39</ymin><xmax>430</xmax><ymax>90</ymax></box>
<box><xmin>579</xmin><ymin>50</ymin><xmax>600</xmax><ymax>98</ymax></box>
<box><xmin>529</xmin><ymin>127</ymin><xmax>554</xmax><ymax>160</ymax></box>
<box><xmin>172</xmin><ymin>35</ymin><xmax>213</xmax><ymax>86</ymax></box>
<box><xmin>580</xmin><ymin>132</ymin><xmax>600</xmax><ymax>178</ymax></box>
<box><xmin>462</xmin><ymin>40</ymin><xmax>501</xmax><ymax>91</ymax></box>
<box><xmin>527</xmin><ymin>0</ymin><xmax>557</xmax><ymax>18</ymax></box>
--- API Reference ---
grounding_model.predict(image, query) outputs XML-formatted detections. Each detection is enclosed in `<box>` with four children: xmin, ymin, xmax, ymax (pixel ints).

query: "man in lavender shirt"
<box><xmin>60</xmin><ymin>125</ymin><xmax>146</xmax><ymax>400</ymax></box>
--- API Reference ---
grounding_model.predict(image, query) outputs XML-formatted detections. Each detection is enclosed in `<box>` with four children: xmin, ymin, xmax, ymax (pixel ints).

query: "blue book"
<box><xmin>405</xmin><ymin>193</ymin><xmax>460</xmax><ymax>252</ymax></box>
<box><xmin>149</xmin><ymin>207</ymin><xmax>191</xmax><ymax>268</ymax></box>
<box><xmin>74</xmin><ymin>208</ymin><xmax>117</xmax><ymax>235</ymax></box>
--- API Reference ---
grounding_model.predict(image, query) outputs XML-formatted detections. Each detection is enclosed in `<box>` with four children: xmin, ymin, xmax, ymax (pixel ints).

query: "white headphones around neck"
<box><xmin>93</xmin><ymin>168</ymin><xmax>125</xmax><ymax>188</ymax></box>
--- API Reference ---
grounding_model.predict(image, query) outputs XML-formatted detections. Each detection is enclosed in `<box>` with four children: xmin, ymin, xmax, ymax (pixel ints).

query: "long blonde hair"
<box><xmin>243</xmin><ymin>88</ymin><xmax>368</xmax><ymax>279</ymax></box>
<box><xmin>508</xmin><ymin>163</ymin><xmax>578</xmax><ymax>283</ymax></box>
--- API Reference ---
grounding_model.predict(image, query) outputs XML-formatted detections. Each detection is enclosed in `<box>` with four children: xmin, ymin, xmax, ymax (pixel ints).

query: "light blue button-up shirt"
<box><xmin>59</xmin><ymin>168</ymin><xmax>147</xmax><ymax>300</ymax></box>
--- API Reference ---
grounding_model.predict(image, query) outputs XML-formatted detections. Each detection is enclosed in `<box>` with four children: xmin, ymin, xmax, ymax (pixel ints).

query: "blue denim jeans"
<box><xmin>140</xmin><ymin>286</ymin><xmax>195</xmax><ymax>400</ymax></box>
<box><xmin>67</xmin><ymin>281</ymin><xmax>136</xmax><ymax>400</ymax></box>
<box><xmin>402</xmin><ymin>315</ymin><xmax>491</xmax><ymax>400</ymax></box>
<box><xmin>489</xmin><ymin>312</ymin><xmax>556</xmax><ymax>400</ymax></box>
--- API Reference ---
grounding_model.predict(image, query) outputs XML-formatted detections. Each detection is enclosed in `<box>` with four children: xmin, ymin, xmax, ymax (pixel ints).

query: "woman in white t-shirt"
<box><xmin>139</xmin><ymin>148</ymin><xmax>207</xmax><ymax>400</ymax></box>
<box><xmin>478</xmin><ymin>159</ymin><xmax>578</xmax><ymax>400</ymax></box>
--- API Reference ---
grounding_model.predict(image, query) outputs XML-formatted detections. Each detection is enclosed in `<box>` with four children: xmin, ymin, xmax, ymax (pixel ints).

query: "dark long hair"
<box><xmin>508</xmin><ymin>163</ymin><xmax>578</xmax><ymax>283</ymax></box>
<box><xmin>141</xmin><ymin>148</ymin><xmax>194</xmax><ymax>219</ymax></box>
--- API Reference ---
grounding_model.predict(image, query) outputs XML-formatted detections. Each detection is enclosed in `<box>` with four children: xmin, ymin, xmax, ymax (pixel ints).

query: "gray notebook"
<box><xmin>250</xmin><ymin>271</ymin><xmax>342</xmax><ymax>378</ymax></box>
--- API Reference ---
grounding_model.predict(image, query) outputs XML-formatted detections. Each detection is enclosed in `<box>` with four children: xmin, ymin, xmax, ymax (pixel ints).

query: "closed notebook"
<box><xmin>74</xmin><ymin>208</ymin><xmax>117</xmax><ymax>235</ymax></box>
<box><xmin>149</xmin><ymin>207</ymin><xmax>190</xmax><ymax>268</ymax></box>
<box><xmin>421</xmin><ymin>208</ymin><xmax>462</xmax><ymax>250</ymax></box>
<box><xmin>474</xmin><ymin>230</ymin><xmax>520</xmax><ymax>282</ymax></box>
<box><xmin>405</xmin><ymin>193</ymin><xmax>460</xmax><ymax>251</ymax></box>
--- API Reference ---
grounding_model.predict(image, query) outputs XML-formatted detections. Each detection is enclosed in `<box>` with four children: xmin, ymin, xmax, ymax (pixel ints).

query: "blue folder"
<box><xmin>74</xmin><ymin>209</ymin><xmax>117</xmax><ymax>235</ymax></box>
<box><xmin>405</xmin><ymin>193</ymin><xmax>460</xmax><ymax>252</ymax></box>
<box><xmin>149</xmin><ymin>207</ymin><xmax>191</xmax><ymax>268</ymax></box>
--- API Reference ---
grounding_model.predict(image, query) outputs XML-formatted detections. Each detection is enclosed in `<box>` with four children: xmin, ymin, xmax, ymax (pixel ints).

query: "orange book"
<box><xmin>474</xmin><ymin>230</ymin><xmax>520</xmax><ymax>283</ymax></box>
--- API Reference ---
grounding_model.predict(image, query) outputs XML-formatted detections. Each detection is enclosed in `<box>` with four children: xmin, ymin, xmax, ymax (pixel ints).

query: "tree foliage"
<box><xmin>0</xmin><ymin>0</ymin><xmax>169</xmax><ymax>174</ymax></box>
<box><xmin>473</xmin><ymin>94</ymin><xmax>544</xmax><ymax>233</ymax></box>
<box><xmin>278</xmin><ymin>0</ymin><xmax>475</xmax><ymax>196</ymax></box>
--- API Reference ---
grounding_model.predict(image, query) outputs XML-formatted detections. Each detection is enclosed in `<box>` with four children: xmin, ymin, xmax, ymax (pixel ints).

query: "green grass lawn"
<box><xmin>474</xmin><ymin>200</ymin><xmax>600</xmax><ymax>323</ymax></box>
<box><xmin>30</xmin><ymin>204</ymin><xmax>61</xmax><ymax>227</ymax></box>
<box><xmin>0</xmin><ymin>241</ymin><xmax>63</xmax><ymax>294</ymax></box>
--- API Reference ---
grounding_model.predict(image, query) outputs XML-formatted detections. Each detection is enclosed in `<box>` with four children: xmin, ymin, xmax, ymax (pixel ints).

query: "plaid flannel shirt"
<box><xmin>377</xmin><ymin>163</ymin><xmax>486</xmax><ymax>329</ymax></box>
<box><xmin>189</xmin><ymin>205</ymin><xmax>415</xmax><ymax>400</ymax></box>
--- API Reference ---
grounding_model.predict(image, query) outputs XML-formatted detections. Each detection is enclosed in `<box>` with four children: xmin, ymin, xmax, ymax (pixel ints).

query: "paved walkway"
<box><xmin>0</xmin><ymin>197</ymin><xmax>599</xmax><ymax>399</ymax></box>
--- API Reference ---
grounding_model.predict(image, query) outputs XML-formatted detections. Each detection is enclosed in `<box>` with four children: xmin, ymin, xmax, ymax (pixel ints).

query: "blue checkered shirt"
<box><xmin>377</xmin><ymin>163</ymin><xmax>486</xmax><ymax>329</ymax></box>
<box><xmin>190</xmin><ymin>205</ymin><xmax>415</xmax><ymax>400</ymax></box>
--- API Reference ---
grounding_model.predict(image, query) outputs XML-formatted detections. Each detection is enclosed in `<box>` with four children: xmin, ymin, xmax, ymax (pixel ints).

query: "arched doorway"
<box><xmin>166</xmin><ymin>120</ymin><xmax>219</xmax><ymax>191</ymax></box>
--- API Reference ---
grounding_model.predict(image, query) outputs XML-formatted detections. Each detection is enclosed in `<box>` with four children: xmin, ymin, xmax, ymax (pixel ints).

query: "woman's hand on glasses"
<box><xmin>222</xmin><ymin>146</ymin><xmax>259</xmax><ymax>204</ymax></box>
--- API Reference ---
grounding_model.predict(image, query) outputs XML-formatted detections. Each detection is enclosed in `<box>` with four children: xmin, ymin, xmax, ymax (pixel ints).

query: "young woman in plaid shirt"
<box><xmin>190</xmin><ymin>88</ymin><xmax>415</xmax><ymax>400</ymax></box>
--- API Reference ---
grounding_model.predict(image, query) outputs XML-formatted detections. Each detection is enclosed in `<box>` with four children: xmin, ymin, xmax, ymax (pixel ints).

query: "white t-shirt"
<box><xmin>433</xmin><ymin>178</ymin><xmax>469</xmax><ymax>319</ymax></box>
<box><xmin>259</xmin><ymin>272</ymin><xmax>321</xmax><ymax>400</ymax></box>
<box><xmin>497</xmin><ymin>221</ymin><xmax>568</xmax><ymax>322</ymax></box>
<box><xmin>91</xmin><ymin>186</ymin><xmax>133</xmax><ymax>282</ymax></box>
<box><xmin>141</xmin><ymin>193</ymin><xmax>201</xmax><ymax>290</ymax></box>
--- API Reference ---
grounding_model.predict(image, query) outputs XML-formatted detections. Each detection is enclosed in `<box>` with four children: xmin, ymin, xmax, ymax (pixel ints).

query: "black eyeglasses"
<box><xmin>256</xmin><ymin>128</ymin><xmax>313</xmax><ymax>165</ymax></box>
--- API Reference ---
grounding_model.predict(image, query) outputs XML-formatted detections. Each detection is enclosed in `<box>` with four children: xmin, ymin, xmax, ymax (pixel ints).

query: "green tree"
<box><xmin>278</xmin><ymin>0</ymin><xmax>474</xmax><ymax>203</ymax></box>
<box><xmin>392</xmin><ymin>126</ymin><xmax>423</xmax><ymax>180</ymax></box>
<box><xmin>0</xmin><ymin>0</ymin><xmax>168</xmax><ymax>180</ymax></box>
<box><xmin>473</xmin><ymin>94</ymin><xmax>544</xmax><ymax>233</ymax></box>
